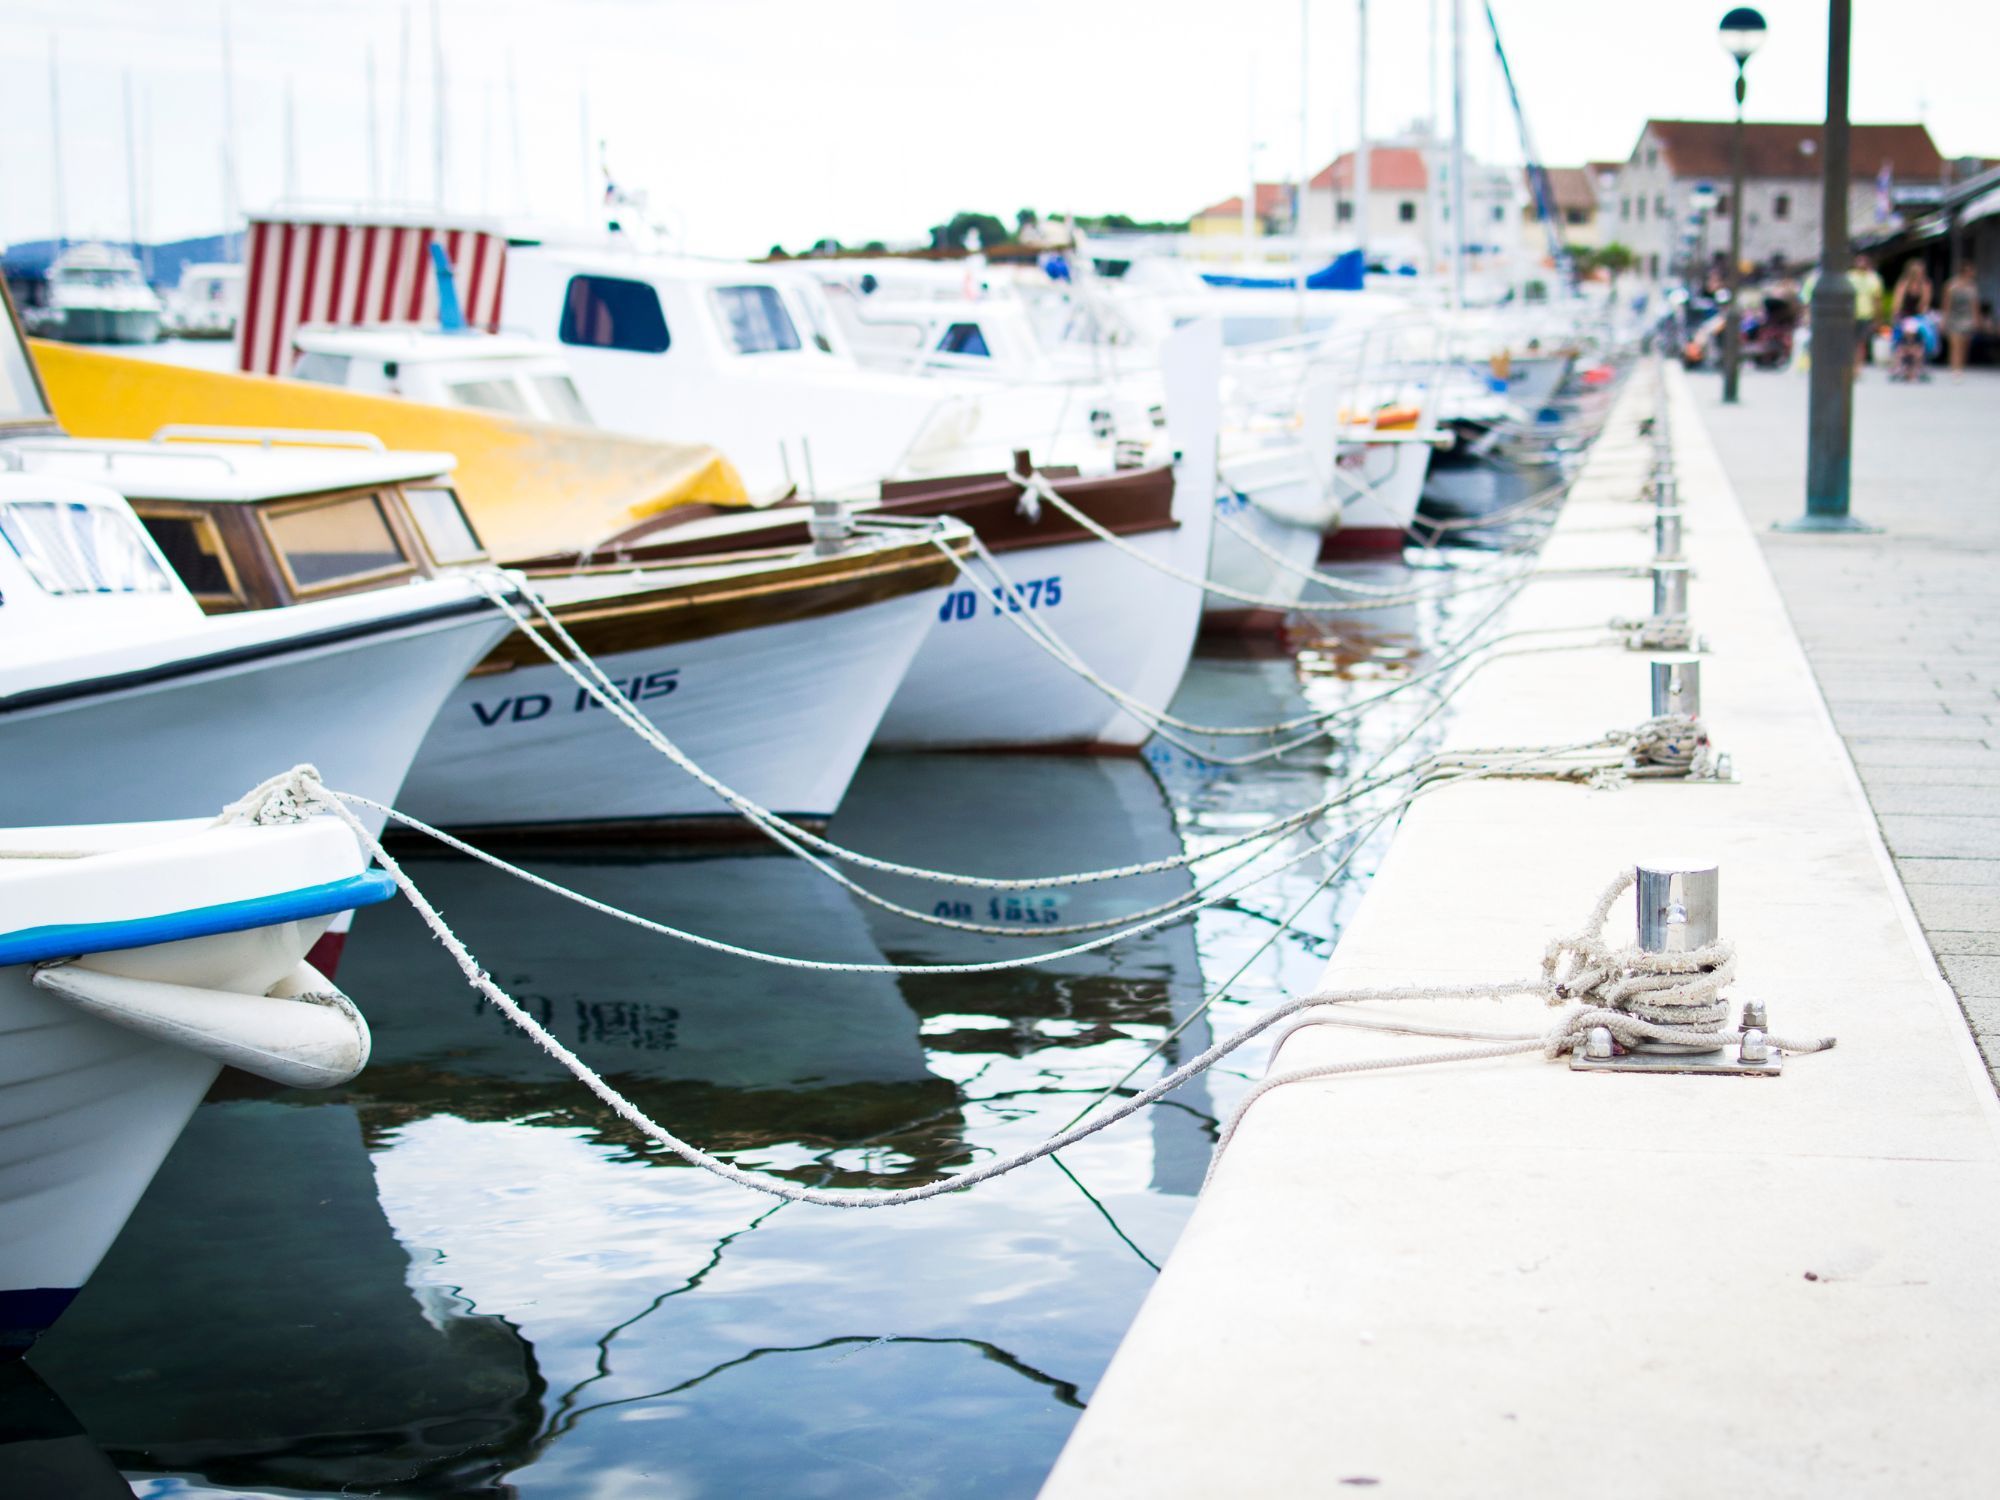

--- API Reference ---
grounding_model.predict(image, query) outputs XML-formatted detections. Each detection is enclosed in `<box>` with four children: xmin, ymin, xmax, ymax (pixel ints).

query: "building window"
<box><xmin>712</xmin><ymin>285</ymin><xmax>802</xmax><ymax>354</ymax></box>
<box><xmin>1648</xmin><ymin>253</ymin><xmax>1660</xmax><ymax>278</ymax></box>
<box><xmin>1491</xmin><ymin>204</ymin><xmax>1505</xmax><ymax>222</ymax></box>
<box><xmin>1637</xmin><ymin>198</ymin><xmax>1646</xmax><ymax>221</ymax></box>
<box><xmin>1621</xmin><ymin>197</ymin><xmax>1630</xmax><ymax>221</ymax></box>
<box><xmin>1646</xmin><ymin>148</ymin><xmax>1658</xmax><ymax>168</ymax></box>
<box><xmin>1655</xmin><ymin>194</ymin><xmax>1667</xmax><ymax>217</ymax></box>
<box><xmin>1398</xmin><ymin>200</ymin><xmax>1416</xmax><ymax>223</ymax></box>
<box><xmin>1564</xmin><ymin>207</ymin><xmax>1587</xmax><ymax>225</ymax></box>
<box><xmin>1715</xmin><ymin>194</ymin><xmax>1730</xmax><ymax>217</ymax></box>
<box><xmin>1337</xmin><ymin>201</ymin><xmax>1353</xmax><ymax>222</ymax></box>
<box><xmin>559</xmin><ymin>275</ymin><xmax>671</xmax><ymax>353</ymax></box>
<box><xmin>1773</xmin><ymin>193</ymin><xmax>1791</xmax><ymax>220</ymax></box>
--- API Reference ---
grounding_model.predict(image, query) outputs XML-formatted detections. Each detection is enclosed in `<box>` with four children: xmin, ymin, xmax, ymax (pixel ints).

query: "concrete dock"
<box><xmin>1041</xmin><ymin>363</ymin><xmax>2000</xmax><ymax>1496</ymax></box>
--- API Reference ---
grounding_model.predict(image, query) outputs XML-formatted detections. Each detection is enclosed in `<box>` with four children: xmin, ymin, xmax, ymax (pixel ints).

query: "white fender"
<box><xmin>31</xmin><ymin>959</ymin><xmax>371</xmax><ymax>1089</ymax></box>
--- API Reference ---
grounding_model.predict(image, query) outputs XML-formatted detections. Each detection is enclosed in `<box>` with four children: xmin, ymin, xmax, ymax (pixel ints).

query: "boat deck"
<box><xmin>1040</xmin><ymin>362</ymin><xmax>2000</xmax><ymax>1497</ymax></box>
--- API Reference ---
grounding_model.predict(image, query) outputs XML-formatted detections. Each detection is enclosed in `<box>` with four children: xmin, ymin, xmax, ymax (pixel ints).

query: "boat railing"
<box><xmin>150</xmin><ymin>424</ymin><xmax>388</xmax><ymax>453</ymax></box>
<box><xmin>2</xmin><ymin>440</ymin><xmax>239</xmax><ymax>476</ymax></box>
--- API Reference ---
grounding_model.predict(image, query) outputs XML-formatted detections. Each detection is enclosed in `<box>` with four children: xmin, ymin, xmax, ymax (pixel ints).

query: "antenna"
<box><xmin>481</xmin><ymin>78</ymin><xmax>493</xmax><ymax>212</ymax></box>
<box><xmin>48</xmin><ymin>34</ymin><xmax>67</xmax><ymax>247</ymax></box>
<box><xmin>578</xmin><ymin>75</ymin><xmax>592</xmax><ymax>219</ymax></box>
<box><xmin>1295</xmin><ymin>0</ymin><xmax>1309</xmax><ymax>324</ymax></box>
<box><xmin>1355</xmin><ymin>0</ymin><xmax>1371</xmax><ymax>262</ymax></box>
<box><xmin>1450</xmin><ymin>0</ymin><xmax>1467</xmax><ymax>310</ymax></box>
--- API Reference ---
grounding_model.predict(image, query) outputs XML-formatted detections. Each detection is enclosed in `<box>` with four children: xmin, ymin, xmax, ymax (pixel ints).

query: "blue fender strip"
<box><xmin>0</xmin><ymin>870</ymin><xmax>397</xmax><ymax>968</ymax></box>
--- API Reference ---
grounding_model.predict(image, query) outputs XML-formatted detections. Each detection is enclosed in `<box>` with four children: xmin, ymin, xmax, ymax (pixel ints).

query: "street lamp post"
<box><xmin>1779</xmin><ymin>0</ymin><xmax>1872</xmax><ymax>531</ymax></box>
<box><xmin>1718</xmin><ymin>7</ymin><xmax>1765</xmax><ymax>404</ymax></box>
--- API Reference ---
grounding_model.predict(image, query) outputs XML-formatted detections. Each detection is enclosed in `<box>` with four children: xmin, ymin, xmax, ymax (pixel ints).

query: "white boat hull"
<box><xmin>0</xmin><ymin>606</ymin><xmax>504</xmax><ymax>840</ymax></box>
<box><xmin>876</xmin><ymin>322</ymin><xmax>1221</xmax><ymax>751</ymax></box>
<box><xmin>874</xmin><ymin>512</ymin><xmax>1204</xmax><ymax>751</ymax></box>
<box><xmin>401</xmin><ymin>587</ymin><xmax>943</xmax><ymax>831</ymax></box>
<box><xmin>1325</xmin><ymin>437</ymin><xmax>1433</xmax><ymax>557</ymax></box>
<box><xmin>52</xmin><ymin>307</ymin><xmax>162</xmax><ymax>345</ymax></box>
<box><xmin>1203</xmin><ymin>450</ymin><xmax>1334</xmax><ymax>632</ymax></box>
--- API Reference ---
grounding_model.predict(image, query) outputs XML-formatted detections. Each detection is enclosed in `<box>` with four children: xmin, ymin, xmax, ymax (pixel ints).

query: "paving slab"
<box><xmin>1042</xmin><ymin>365</ymin><xmax>2000</xmax><ymax>1499</ymax></box>
<box><xmin>1701</xmin><ymin>368</ymin><xmax>2000</xmax><ymax>1086</ymax></box>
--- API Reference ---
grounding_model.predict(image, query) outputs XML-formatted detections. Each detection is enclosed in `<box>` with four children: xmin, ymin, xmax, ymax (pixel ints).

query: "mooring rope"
<box><xmin>215</xmin><ymin>767</ymin><xmax>1833</xmax><ymax>1209</ymax></box>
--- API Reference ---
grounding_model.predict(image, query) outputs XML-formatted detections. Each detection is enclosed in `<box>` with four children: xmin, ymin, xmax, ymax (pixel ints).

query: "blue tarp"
<box><xmin>1200</xmin><ymin>248</ymin><xmax>1366</xmax><ymax>292</ymax></box>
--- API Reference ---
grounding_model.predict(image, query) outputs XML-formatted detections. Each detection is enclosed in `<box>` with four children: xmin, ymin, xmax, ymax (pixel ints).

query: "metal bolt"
<box><xmin>1652</xmin><ymin>561</ymin><xmax>1691</xmax><ymax>620</ymax></box>
<box><xmin>1650</xmin><ymin>656</ymin><xmax>1702</xmax><ymax>719</ymax></box>
<box><xmin>1739</xmin><ymin>1028</ymin><xmax>1771</xmax><ymax>1063</ymax></box>
<box><xmin>1584</xmin><ymin>1026</ymin><xmax>1615</xmax><ymax>1059</ymax></box>
<box><xmin>1740</xmin><ymin>999</ymin><xmax>1769</xmax><ymax>1031</ymax></box>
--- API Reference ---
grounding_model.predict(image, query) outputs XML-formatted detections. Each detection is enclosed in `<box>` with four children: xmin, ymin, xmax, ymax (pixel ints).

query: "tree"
<box><xmin>767</xmin><ymin>244</ymin><xmax>789</xmax><ymax>260</ymax></box>
<box><xmin>1015</xmin><ymin>207</ymin><xmax>1039</xmax><ymax>235</ymax></box>
<box><xmin>931</xmin><ymin>211</ymin><xmax>1011</xmax><ymax>252</ymax></box>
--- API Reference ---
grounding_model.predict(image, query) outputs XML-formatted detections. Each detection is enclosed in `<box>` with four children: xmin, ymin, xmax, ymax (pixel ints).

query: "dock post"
<box><xmin>1654</xmin><ymin>507</ymin><xmax>1686</xmax><ymax>561</ymax></box>
<box><xmin>1651</xmin><ymin>561</ymin><xmax>1691</xmax><ymax>621</ymax></box>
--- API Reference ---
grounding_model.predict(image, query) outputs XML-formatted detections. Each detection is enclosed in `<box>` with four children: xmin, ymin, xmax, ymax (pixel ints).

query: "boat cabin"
<box><xmin>289</xmin><ymin>325</ymin><xmax>596</xmax><ymax>426</ymax></box>
<box><xmin>6</xmin><ymin>430</ymin><xmax>488</xmax><ymax>615</ymax></box>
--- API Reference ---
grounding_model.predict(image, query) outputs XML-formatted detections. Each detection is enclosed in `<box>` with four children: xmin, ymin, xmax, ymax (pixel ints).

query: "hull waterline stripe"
<box><xmin>0</xmin><ymin>870</ymin><xmax>396</xmax><ymax>968</ymax></box>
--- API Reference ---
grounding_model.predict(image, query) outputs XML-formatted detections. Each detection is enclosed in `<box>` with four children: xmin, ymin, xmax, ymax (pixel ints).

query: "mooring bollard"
<box><xmin>809</xmin><ymin>497</ymin><xmax>854</xmax><ymax>557</ymax></box>
<box><xmin>1571</xmin><ymin>859</ymin><xmax>1775</xmax><ymax>1073</ymax></box>
<box><xmin>1650</xmin><ymin>656</ymin><xmax>1701</xmax><ymax>718</ymax></box>
<box><xmin>1654</xmin><ymin>507</ymin><xmax>1685</xmax><ymax>562</ymax></box>
<box><xmin>1652</xmin><ymin>560</ymin><xmax>1691</xmax><ymax>621</ymax></box>
<box><xmin>1651</xmin><ymin>469</ymin><xmax>1678</xmax><ymax>509</ymax></box>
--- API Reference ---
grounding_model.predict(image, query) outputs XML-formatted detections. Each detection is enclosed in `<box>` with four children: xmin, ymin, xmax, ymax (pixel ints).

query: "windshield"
<box><xmin>0</xmin><ymin>500</ymin><xmax>175</xmax><ymax>596</ymax></box>
<box><xmin>713</xmin><ymin>285</ymin><xmax>802</xmax><ymax>354</ymax></box>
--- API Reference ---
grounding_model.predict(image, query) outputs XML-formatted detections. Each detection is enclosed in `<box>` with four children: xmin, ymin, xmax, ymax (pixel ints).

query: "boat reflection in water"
<box><xmin>22</xmin><ymin>754</ymin><xmax>1229</xmax><ymax>1497</ymax></box>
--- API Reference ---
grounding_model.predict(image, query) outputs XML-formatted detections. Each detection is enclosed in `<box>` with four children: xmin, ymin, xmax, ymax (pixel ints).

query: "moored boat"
<box><xmin>0</xmin><ymin>811</ymin><xmax>391</xmax><ymax>1353</ymax></box>
<box><xmin>41</xmin><ymin>243</ymin><xmax>163</xmax><ymax>345</ymax></box>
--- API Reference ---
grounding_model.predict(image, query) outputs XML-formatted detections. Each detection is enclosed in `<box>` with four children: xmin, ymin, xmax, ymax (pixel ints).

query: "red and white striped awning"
<box><xmin>237</xmin><ymin>215</ymin><xmax>510</xmax><ymax>377</ymax></box>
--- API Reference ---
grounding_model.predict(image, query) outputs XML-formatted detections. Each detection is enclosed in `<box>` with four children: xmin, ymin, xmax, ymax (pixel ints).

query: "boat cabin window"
<box><xmin>292</xmin><ymin>352</ymin><xmax>353</xmax><ymax>386</ymax></box>
<box><xmin>0</xmin><ymin>500</ymin><xmax>175</xmax><ymax>596</ymax></box>
<box><xmin>448</xmin><ymin>377</ymin><xmax>534</xmax><ymax>416</ymax></box>
<box><xmin>713</xmin><ymin>285</ymin><xmax>802</xmax><ymax>354</ymax></box>
<box><xmin>560</xmin><ymin>275</ymin><xmax>671</xmax><ymax>353</ymax></box>
<box><xmin>131</xmin><ymin>505</ymin><xmax>243</xmax><ymax>606</ymax></box>
<box><xmin>532</xmin><ymin>374</ymin><xmax>593</xmax><ymax>424</ymax></box>
<box><xmin>937</xmin><ymin>322</ymin><xmax>991</xmax><ymax>357</ymax></box>
<box><xmin>260</xmin><ymin>491</ymin><xmax>415</xmax><ymax>593</ymax></box>
<box><xmin>404</xmin><ymin>484</ymin><xmax>487</xmax><ymax>565</ymax></box>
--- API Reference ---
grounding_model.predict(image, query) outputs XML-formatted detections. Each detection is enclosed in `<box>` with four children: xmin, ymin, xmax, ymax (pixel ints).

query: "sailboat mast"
<box><xmin>1295</xmin><ymin>0</ymin><xmax>1309</xmax><ymax>320</ymax></box>
<box><xmin>1243</xmin><ymin>63</ymin><xmax>1256</xmax><ymax>251</ymax></box>
<box><xmin>367</xmin><ymin>44</ymin><xmax>382</xmax><ymax>204</ymax></box>
<box><xmin>1355</xmin><ymin>0</ymin><xmax>1370</xmax><ymax>262</ymax></box>
<box><xmin>220</xmin><ymin>3</ymin><xmax>240</xmax><ymax>254</ymax></box>
<box><xmin>1449</xmin><ymin>0</ymin><xmax>1467</xmax><ymax>310</ymax></box>
<box><xmin>283</xmin><ymin>79</ymin><xmax>299</xmax><ymax>204</ymax></box>
<box><xmin>48</xmin><ymin>35</ymin><xmax>67</xmax><ymax>247</ymax></box>
<box><xmin>123</xmin><ymin>71</ymin><xmax>142</xmax><ymax>265</ymax></box>
<box><xmin>395</xmin><ymin>3</ymin><xmax>411</xmax><ymax>201</ymax></box>
<box><xmin>1425</xmin><ymin>0</ymin><xmax>1439</xmax><ymax>277</ymax></box>
<box><xmin>430</xmin><ymin>0</ymin><xmax>446</xmax><ymax>210</ymax></box>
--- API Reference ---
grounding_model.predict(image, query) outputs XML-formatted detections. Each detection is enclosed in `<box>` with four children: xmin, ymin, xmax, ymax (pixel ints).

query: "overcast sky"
<box><xmin>2</xmin><ymin>0</ymin><xmax>1990</xmax><ymax>257</ymax></box>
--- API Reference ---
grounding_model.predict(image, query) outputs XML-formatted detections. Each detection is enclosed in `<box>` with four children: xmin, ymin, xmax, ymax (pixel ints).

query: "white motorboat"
<box><xmin>41</xmin><ymin>243</ymin><xmax>164</xmax><ymax>345</ymax></box>
<box><xmin>0</xmin><ymin>472</ymin><xmax>510</xmax><ymax>841</ymax></box>
<box><xmin>13</xmin><ymin>429</ymin><xmax>965</xmax><ymax>833</ymax></box>
<box><xmin>0</xmin><ymin>811</ymin><xmax>391</xmax><ymax>1353</ymax></box>
<box><xmin>161</xmin><ymin>263</ymin><xmax>244</xmax><ymax>340</ymax></box>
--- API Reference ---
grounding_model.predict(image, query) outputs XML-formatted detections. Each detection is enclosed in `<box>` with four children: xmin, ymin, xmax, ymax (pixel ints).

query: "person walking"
<box><xmin>1848</xmin><ymin>253</ymin><xmax>1886</xmax><ymax>371</ymax></box>
<box><xmin>1943</xmin><ymin>263</ymin><xmax>1980</xmax><ymax>380</ymax></box>
<box><xmin>1888</xmin><ymin>261</ymin><xmax>1935</xmax><ymax>382</ymax></box>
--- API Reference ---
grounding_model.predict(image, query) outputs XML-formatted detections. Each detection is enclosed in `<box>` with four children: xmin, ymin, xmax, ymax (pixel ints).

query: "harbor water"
<box><xmin>22</xmin><ymin>551</ymin><xmax>1519</xmax><ymax>1498</ymax></box>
